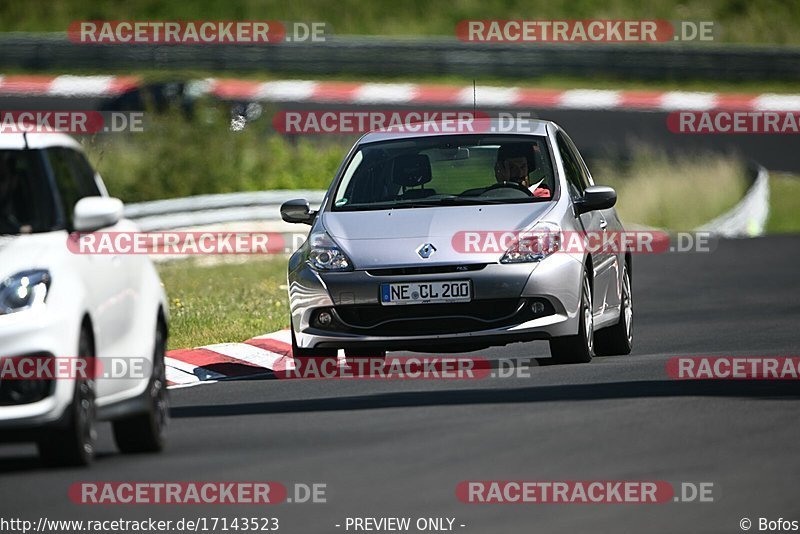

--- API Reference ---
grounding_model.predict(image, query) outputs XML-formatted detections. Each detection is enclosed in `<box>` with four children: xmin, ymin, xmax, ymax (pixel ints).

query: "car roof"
<box><xmin>0</xmin><ymin>132</ymin><xmax>84</xmax><ymax>151</ymax></box>
<box><xmin>358</xmin><ymin>118</ymin><xmax>553</xmax><ymax>144</ymax></box>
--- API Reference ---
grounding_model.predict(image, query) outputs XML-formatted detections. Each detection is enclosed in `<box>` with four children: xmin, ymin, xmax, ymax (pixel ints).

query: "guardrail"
<box><xmin>696</xmin><ymin>164</ymin><xmax>770</xmax><ymax>237</ymax></box>
<box><xmin>2</xmin><ymin>33</ymin><xmax>800</xmax><ymax>82</ymax></box>
<box><xmin>124</xmin><ymin>190</ymin><xmax>325</xmax><ymax>231</ymax></box>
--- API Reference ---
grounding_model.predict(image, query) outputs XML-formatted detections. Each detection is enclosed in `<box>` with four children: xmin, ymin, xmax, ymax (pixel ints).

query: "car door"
<box><xmin>47</xmin><ymin>147</ymin><xmax>130</xmax><ymax>398</ymax></box>
<box><xmin>565</xmin><ymin>135</ymin><xmax>624</xmax><ymax>318</ymax></box>
<box><xmin>68</xmin><ymin>149</ymin><xmax>150</xmax><ymax>397</ymax></box>
<box><xmin>555</xmin><ymin>131</ymin><xmax>616</xmax><ymax>318</ymax></box>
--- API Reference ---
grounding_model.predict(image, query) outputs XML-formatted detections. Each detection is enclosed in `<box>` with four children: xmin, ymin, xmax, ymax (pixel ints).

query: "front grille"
<box><xmin>330</xmin><ymin>298</ymin><xmax>552</xmax><ymax>336</ymax></box>
<box><xmin>366</xmin><ymin>264</ymin><xmax>487</xmax><ymax>277</ymax></box>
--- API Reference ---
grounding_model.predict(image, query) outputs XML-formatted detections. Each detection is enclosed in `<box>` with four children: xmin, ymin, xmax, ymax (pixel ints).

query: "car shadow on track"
<box><xmin>0</xmin><ymin>451</ymin><xmax>117</xmax><ymax>475</ymax></box>
<box><xmin>171</xmin><ymin>379</ymin><xmax>800</xmax><ymax>418</ymax></box>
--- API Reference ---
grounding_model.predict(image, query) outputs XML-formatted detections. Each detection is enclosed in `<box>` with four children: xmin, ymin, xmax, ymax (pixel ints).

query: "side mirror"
<box><xmin>73</xmin><ymin>196</ymin><xmax>123</xmax><ymax>231</ymax></box>
<box><xmin>575</xmin><ymin>186</ymin><xmax>617</xmax><ymax>214</ymax></box>
<box><xmin>280</xmin><ymin>199</ymin><xmax>316</xmax><ymax>225</ymax></box>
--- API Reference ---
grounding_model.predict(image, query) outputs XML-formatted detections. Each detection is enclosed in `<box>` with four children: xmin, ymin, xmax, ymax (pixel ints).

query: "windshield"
<box><xmin>332</xmin><ymin>135</ymin><xmax>556</xmax><ymax>211</ymax></box>
<box><xmin>0</xmin><ymin>149</ymin><xmax>58</xmax><ymax>235</ymax></box>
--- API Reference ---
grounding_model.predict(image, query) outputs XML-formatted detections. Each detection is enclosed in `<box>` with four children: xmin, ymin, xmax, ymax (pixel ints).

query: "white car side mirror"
<box><xmin>73</xmin><ymin>196</ymin><xmax>124</xmax><ymax>232</ymax></box>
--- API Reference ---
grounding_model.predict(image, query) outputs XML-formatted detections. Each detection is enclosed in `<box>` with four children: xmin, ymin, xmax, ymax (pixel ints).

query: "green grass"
<box><xmin>591</xmin><ymin>148</ymin><xmax>748</xmax><ymax>229</ymax></box>
<box><xmin>158</xmin><ymin>257</ymin><xmax>290</xmax><ymax>350</ymax></box>
<box><xmin>766</xmin><ymin>173</ymin><xmax>800</xmax><ymax>233</ymax></box>
<box><xmin>3</xmin><ymin>0</ymin><xmax>800</xmax><ymax>45</ymax></box>
<box><xmin>81</xmin><ymin>102</ymin><xmax>349</xmax><ymax>202</ymax></box>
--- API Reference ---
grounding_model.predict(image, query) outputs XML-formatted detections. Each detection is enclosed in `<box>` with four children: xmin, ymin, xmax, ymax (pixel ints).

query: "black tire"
<box><xmin>38</xmin><ymin>326</ymin><xmax>97</xmax><ymax>467</ymax></box>
<box><xmin>594</xmin><ymin>265</ymin><xmax>633</xmax><ymax>356</ymax></box>
<box><xmin>545</xmin><ymin>271</ymin><xmax>594</xmax><ymax>365</ymax></box>
<box><xmin>112</xmin><ymin>319</ymin><xmax>169</xmax><ymax>454</ymax></box>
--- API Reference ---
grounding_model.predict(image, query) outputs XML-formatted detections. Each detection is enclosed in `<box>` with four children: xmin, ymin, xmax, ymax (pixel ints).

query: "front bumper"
<box><xmin>288</xmin><ymin>253</ymin><xmax>584</xmax><ymax>351</ymax></box>
<box><xmin>0</xmin><ymin>307</ymin><xmax>78</xmax><ymax>430</ymax></box>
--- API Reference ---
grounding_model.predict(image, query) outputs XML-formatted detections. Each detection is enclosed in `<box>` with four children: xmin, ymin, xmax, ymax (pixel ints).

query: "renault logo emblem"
<box><xmin>417</xmin><ymin>243</ymin><xmax>437</xmax><ymax>259</ymax></box>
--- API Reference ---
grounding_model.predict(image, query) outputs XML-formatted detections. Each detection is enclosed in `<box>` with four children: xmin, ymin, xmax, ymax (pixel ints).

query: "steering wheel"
<box><xmin>481</xmin><ymin>181</ymin><xmax>534</xmax><ymax>197</ymax></box>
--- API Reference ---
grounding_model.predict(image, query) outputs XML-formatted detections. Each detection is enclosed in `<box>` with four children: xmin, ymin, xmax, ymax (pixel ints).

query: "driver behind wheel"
<box><xmin>494</xmin><ymin>143</ymin><xmax>551</xmax><ymax>198</ymax></box>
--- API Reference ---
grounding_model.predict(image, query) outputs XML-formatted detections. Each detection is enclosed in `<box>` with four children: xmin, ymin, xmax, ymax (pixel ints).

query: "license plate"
<box><xmin>380</xmin><ymin>280</ymin><xmax>472</xmax><ymax>306</ymax></box>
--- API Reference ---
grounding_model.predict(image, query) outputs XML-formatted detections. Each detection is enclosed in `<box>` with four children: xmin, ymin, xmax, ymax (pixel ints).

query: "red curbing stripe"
<box><xmin>410</xmin><ymin>85</ymin><xmax>464</xmax><ymax>104</ymax></box>
<box><xmin>166</xmin><ymin>347</ymin><xmax>268</xmax><ymax>377</ymax></box>
<box><xmin>209</xmin><ymin>79</ymin><xmax>263</xmax><ymax>100</ymax></box>
<box><xmin>618</xmin><ymin>90</ymin><xmax>668</xmax><ymax>109</ymax></box>
<box><xmin>0</xmin><ymin>75</ymin><xmax>58</xmax><ymax>95</ymax></box>
<box><xmin>4</xmin><ymin>74</ymin><xmax>797</xmax><ymax>113</ymax></box>
<box><xmin>107</xmin><ymin>76</ymin><xmax>142</xmax><ymax>95</ymax></box>
<box><xmin>515</xmin><ymin>88</ymin><xmax>566</xmax><ymax>108</ymax></box>
<box><xmin>310</xmin><ymin>81</ymin><xmax>362</xmax><ymax>102</ymax></box>
<box><xmin>713</xmin><ymin>94</ymin><xmax>760</xmax><ymax>110</ymax></box>
<box><xmin>243</xmin><ymin>336</ymin><xmax>292</xmax><ymax>356</ymax></box>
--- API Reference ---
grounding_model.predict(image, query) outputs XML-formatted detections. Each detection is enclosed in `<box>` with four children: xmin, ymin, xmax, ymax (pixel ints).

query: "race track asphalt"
<box><xmin>1</xmin><ymin>236</ymin><xmax>799</xmax><ymax>534</ymax></box>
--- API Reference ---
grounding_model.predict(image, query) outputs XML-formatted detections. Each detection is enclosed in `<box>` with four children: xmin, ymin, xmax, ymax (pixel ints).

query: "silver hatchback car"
<box><xmin>281</xmin><ymin>119</ymin><xmax>633</xmax><ymax>364</ymax></box>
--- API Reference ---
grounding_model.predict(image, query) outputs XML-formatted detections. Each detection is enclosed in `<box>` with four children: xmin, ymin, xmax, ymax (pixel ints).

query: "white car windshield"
<box><xmin>333</xmin><ymin>135</ymin><xmax>556</xmax><ymax>211</ymax></box>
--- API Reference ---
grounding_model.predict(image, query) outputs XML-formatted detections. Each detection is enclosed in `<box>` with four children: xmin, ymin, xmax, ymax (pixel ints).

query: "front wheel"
<box><xmin>38</xmin><ymin>327</ymin><xmax>97</xmax><ymax>467</ymax></box>
<box><xmin>544</xmin><ymin>271</ymin><xmax>594</xmax><ymax>365</ymax></box>
<box><xmin>112</xmin><ymin>318</ymin><xmax>169</xmax><ymax>453</ymax></box>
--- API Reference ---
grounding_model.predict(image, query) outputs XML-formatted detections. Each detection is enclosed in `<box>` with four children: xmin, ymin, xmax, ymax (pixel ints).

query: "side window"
<box><xmin>67</xmin><ymin>150</ymin><xmax>102</xmax><ymax>197</ymax></box>
<box><xmin>563</xmin><ymin>134</ymin><xmax>593</xmax><ymax>190</ymax></box>
<box><xmin>556</xmin><ymin>132</ymin><xmax>585</xmax><ymax>199</ymax></box>
<box><xmin>47</xmin><ymin>148</ymin><xmax>100</xmax><ymax>227</ymax></box>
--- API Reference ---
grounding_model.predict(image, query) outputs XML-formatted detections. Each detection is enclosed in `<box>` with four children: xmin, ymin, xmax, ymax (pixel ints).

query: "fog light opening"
<box><xmin>317</xmin><ymin>311</ymin><xmax>333</xmax><ymax>326</ymax></box>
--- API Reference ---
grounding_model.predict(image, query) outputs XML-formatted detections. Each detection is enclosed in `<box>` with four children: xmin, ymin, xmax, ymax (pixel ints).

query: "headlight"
<box><xmin>500</xmin><ymin>222</ymin><xmax>562</xmax><ymax>264</ymax></box>
<box><xmin>0</xmin><ymin>270</ymin><xmax>51</xmax><ymax>315</ymax></box>
<box><xmin>307</xmin><ymin>231</ymin><xmax>353</xmax><ymax>271</ymax></box>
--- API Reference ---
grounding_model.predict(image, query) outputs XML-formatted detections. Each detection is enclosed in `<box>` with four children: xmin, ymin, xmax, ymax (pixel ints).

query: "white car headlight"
<box><xmin>307</xmin><ymin>231</ymin><xmax>353</xmax><ymax>271</ymax></box>
<box><xmin>0</xmin><ymin>270</ymin><xmax>51</xmax><ymax>315</ymax></box>
<box><xmin>500</xmin><ymin>222</ymin><xmax>562</xmax><ymax>264</ymax></box>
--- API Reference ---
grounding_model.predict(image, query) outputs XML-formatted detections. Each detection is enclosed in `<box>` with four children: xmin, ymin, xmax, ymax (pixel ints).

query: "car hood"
<box><xmin>322</xmin><ymin>203</ymin><xmax>554</xmax><ymax>268</ymax></box>
<box><xmin>0</xmin><ymin>233</ymin><xmax>63</xmax><ymax>279</ymax></box>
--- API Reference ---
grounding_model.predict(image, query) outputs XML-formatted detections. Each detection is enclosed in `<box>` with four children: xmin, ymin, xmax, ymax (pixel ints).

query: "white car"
<box><xmin>0</xmin><ymin>132</ymin><xmax>169</xmax><ymax>466</ymax></box>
